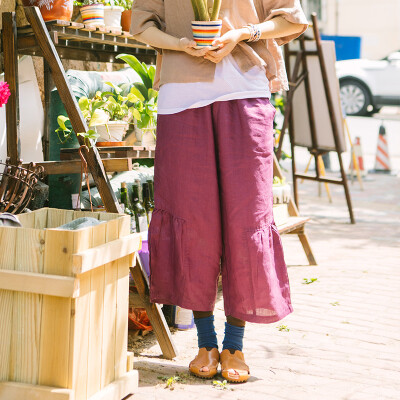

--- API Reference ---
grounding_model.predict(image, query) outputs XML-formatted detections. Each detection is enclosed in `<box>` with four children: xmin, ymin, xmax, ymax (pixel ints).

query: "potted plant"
<box><xmin>272</xmin><ymin>176</ymin><xmax>291</xmax><ymax>205</ymax></box>
<box><xmin>120</xmin><ymin>0</ymin><xmax>133</xmax><ymax>32</ymax></box>
<box><xmin>55</xmin><ymin>84</ymin><xmax>143</xmax><ymax>146</ymax></box>
<box><xmin>80</xmin><ymin>0</ymin><xmax>105</xmax><ymax>26</ymax></box>
<box><xmin>190</xmin><ymin>0</ymin><xmax>222</xmax><ymax>48</ymax></box>
<box><xmin>102</xmin><ymin>0</ymin><xmax>124</xmax><ymax>28</ymax></box>
<box><xmin>116</xmin><ymin>54</ymin><xmax>158</xmax><ymax>146</ymax></box>
<box><xmin>21</xmin><ymin>0</ymin><xmax>73</xmax><ymax>21</ymax></box>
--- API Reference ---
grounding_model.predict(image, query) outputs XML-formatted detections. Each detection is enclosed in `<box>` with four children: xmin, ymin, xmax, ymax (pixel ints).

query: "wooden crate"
<box><xmin>0</xmin><ymin>208</ymin><xmax>141</xmax><ymax>400</ymax></box>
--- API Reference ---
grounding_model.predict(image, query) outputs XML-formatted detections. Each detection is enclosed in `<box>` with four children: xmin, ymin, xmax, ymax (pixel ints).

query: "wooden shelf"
<box><xmin>60</xmin><ymin>145</ymin><xmax>156</xmax><ymax>160</ymax></box>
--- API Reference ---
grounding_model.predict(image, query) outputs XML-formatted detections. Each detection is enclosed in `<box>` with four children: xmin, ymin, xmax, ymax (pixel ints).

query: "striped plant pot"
<box><xmin>80</xmin><ymin>3</ymin><xmax>104</xmax><ymax>26</ymax></box>
<box><xmin>191</xmin><ymin>20</ymin><xmax>222</xmax><ymax>48</ymax></box>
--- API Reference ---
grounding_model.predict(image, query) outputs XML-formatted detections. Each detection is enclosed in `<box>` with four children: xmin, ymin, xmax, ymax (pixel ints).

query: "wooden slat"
<box><xmin>47</xmin><ymin>208</ymin><xmax>74</xmax><ymax>228</ymax></box>
<box><xmin>87</xmin><ymin>223</ymin><xmax>106</xmax><ymax>398</ymax></box>
<box><xmin>24</xmin><ymin>158</ymin><xmax>133</xmax><ymax>175</ymax></box>
<box><xmin>114</xmin><ymin>216</ymin><xmax>130</xmax><ymax>378</ymax></box>
<box><xmin>67</xmin><ymin>228</ymin><xmax>93</xmax><ymax>400</ymax></box>
<box><xmin>0</xmin><ymin>228</ymin><xmax>17</xmax><ymax>381</ymax></box>
<box><xmin>86</xmin><ymin>370</ymin><xmax>138</xmax><ymax>400</ymax></box>
<box><xmin>24</xmin><ymin>7</ymin><xmax>122</xmax><ymax>214</ymax></box>
<box><xmin>0</xmin><ymin>382</ymin><xmax>73</xmax><ymax>400</ymax></box>
<box><xmin>34</xmin><ymin>207</ymin><xmax>49</xmax><ymax>229</ymax></box>
<box><xmin>126</xmin><ymin>352</ymin><xmax>134</xmax><ymax>372</ymax></box>
<box><xmin>38</xmin><ymin>229</ymin><xmax>75</xmax><ymax>388</ymax></box>
<box><xmin>101</xmin><ymin>218</ymin><xmax>118</xmax><ymax>388</ymax></box>
<box><xmin>129</xmin><ymin>259</ymin><xmax>177</xmax><ymax>360</ymax></box>
<box><xmin>72</xmin><ymin>234</ymin><xmax>141</xmax><ymax>275</ymax></box>
<box><xmin>9</xmin><ymin>229</ymin><xmax>45</xmax><ymax>383</ymax></box>
<box><xmin>0</xmin><ymin>270</ymin><xmax>78</xmax><ymax>298</ymax></box>
<box><xmin>17</xmin><ymin>212</ymin><xmax>36</xmax><ymax>228</ymax></box>
<box><xmin>277</xmin><ymin>216</ymin><xmax>310</xmax><ymax>235</ymax></box>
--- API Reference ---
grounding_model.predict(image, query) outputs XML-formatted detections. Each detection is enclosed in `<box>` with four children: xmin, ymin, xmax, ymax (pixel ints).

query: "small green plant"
<box><xmin>55</xmin><ymin>83</ymin><xmax>143</xmax><ymax>145</ymax></box>
<box><xmin>116</xmin><ymin>54</ymin><xmax>158</xmax><ymax>131</ymax></box>
<box><xmin>330</xmin><ymin>301</ymin><xmax>340</xmax><ymax>306</ymax></box>
<box><xmin>212</xmin><ymin>380</ymin><xmax>233</xmax><ymax>390</ymax></box>
<box><xmin>273</xmin><ymin>176</ymin><xmax>286</xmax><ymax>185</ymax></box>
<box><xmin>277</xmin><ymin>324</ymin><xmax>290</xmax><ymax>332</ymax></box>
<box><xmin>191</xmin><ymin>0</ymin><xmax>221</xmax><ymax>21</ymax></box>
<box><xmin>302</xmin><ymin>278</ymin><xmax>318</xmax><ymax>285</ymax></box>
<box><xmin>158</xmin><ymin>374</ymin><xmax>186</xmax><ymax>390</ymax></box>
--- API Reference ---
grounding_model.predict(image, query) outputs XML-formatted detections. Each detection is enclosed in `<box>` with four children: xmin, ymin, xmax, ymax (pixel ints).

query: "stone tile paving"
<box><xmin>129</xmin><ymin>172</ymin><xmax>400</xmax><ymax>400</ymax></box>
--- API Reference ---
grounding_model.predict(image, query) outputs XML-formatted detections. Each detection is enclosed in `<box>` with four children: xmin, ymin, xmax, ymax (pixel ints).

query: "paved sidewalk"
<box><xmin>129</xmin><ymin>172</ymin><xmax>400</xmax><ymax>400</ymax></box>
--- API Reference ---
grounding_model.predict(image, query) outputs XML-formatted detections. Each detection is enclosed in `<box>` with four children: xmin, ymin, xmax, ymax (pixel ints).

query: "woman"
<box><xmin>130</xmin><ymin>0</ymin><xmax>308</xmax><ymax>383</ymax></box>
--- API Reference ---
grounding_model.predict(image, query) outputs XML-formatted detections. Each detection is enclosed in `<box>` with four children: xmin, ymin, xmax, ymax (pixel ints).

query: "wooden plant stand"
<box><xmin>274</xmin><ymin>155</ymin><xmax>317</xmax><ymax>266</ymax></box>
<box><xmin>0</xmin><ymin>208</ymin><xmax>140</xmax><ymax>400</ymax></box>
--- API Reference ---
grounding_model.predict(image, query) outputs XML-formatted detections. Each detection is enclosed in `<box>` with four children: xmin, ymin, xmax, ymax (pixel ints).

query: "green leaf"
<box><xmin>104</xmin><ymin>81</ymin><xmax>122</xmax><ymax>94</ymax></box>
<box><xmin>148</xmin><ymin>65</ymin><xmax>156</xmax><ymax>84</ymax></box>
<box><xmin>89</xmin><ymin>108</ymin><xmax>109</xmax><ymax>127</ymax></box>
<box><xmin>78</xmin><ymin>97</ymin><xmax>90</xmax><ymax>112</ymax></box>
<box><xmin>131</xmin><ymin>107</ymin><xmax>142</xmax><ymax>121</ymax></box>
<box><xmin>57</xmin><ymin>115</ymin><xmax>71</xmax><ymax>132</ymax></box>
<box><xmin>116</xmin><ymin>54</ymin><xmax>153</xmax><ymax>89</ymax></box>
<box><xmin>148</xmin><ymin>88</ymin><xmax>158</xmax><ymax>101</ymax></box>
<box><xmin>127</xmin><ymin>93</ymin><xmax>140</xmax><ymax>103</ymax></box>
<box><xmin>131</xmin><ymin>84</ymin><xmax>147</xmax><ymax>102</ymax></box>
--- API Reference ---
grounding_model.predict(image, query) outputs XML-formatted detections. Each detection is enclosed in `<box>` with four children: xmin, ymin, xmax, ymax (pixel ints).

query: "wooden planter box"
<box><xmin>0</xmin><ymin>208</ymin><xmax>141</xmax><ymax>400</ymax></box>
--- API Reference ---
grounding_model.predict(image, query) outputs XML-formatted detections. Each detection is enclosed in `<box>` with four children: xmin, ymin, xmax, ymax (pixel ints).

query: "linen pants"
<box><xmin>148</xmin><ymin>98</ymin><xmax>293</xmax><ymax>324</ymax></box>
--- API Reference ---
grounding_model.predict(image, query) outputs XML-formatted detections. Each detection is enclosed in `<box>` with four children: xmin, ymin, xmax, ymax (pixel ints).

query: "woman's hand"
<box><xmin>179</xmin><ymin>37</ymin><xmax>212</xmax><ymax>57</ymax></box>
<box><xmin>204</xmin><ymin>29</ymin><xmax>246</xmax><ymax>63</ymax></box>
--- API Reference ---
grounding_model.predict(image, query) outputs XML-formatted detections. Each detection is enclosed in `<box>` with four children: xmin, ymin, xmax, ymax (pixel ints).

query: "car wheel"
<box><xmin>340</xmin><ymin>79</ymin><xmax>371</xmax><ymax>116</ymax></box>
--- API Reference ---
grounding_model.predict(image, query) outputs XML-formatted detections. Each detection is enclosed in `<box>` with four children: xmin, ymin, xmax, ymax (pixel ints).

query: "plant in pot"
<box><xmin>22</xmin><ymin>0</ymin><xmax>73</xmax><ymax>21</ymax></box>
<box><xmin>80</xmin><ymin>0</ymin><xmax>105</xmax><ymax>26</ymax></box>
<box><xmin>55</xmin><ymin>84</ymin><xmax>143</xmax><ymax>146</ymax></box>
<box><xmin>101</xmin><ymin>0</ymin><xmax>124</xmax><ymax>28</ymax></box>
<box><xmin>190</xmin><ymin>0</ymin><xmax>222</xmax><ymax>48</ymax></box>
<box><xmin>116</xmin><ymin>53</ymin><xmax>158</xmax><ymax>146</ymax></box>
<box><xmin>120</xmin><ymin>0</ymin><xmax>133</xmax><ymax>32</ymax></box>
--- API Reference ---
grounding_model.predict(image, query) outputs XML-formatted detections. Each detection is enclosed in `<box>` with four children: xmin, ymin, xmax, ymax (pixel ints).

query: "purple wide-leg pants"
<box><xmin>148</xmin><ymin>98</ymin><xmax>293</xmax><ymax>324</ymax></box>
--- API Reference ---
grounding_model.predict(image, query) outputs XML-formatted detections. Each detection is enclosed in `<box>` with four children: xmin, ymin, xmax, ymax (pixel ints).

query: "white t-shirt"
<box><xmin>157</xmin><ymin>53</ymin><xmax>271</xmax><ymax>115</ymax></box>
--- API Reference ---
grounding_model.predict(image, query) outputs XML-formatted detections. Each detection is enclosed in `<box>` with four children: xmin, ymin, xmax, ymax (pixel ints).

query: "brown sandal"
<box><xmin>189</xmin><ymin>347</ymin><xmax>219</xmax><ymax>379</ymax></box>
<box><xmin>220</xmin><ymin>349</ymin><xmax>250</xmax><ymax>383</ymax></box>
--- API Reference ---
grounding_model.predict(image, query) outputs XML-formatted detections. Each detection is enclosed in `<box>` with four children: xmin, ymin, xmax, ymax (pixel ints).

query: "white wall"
<box><xmin>303</xmin><ymin>0</ymin><xmax>400</xmax><ymax>60</ymax></box>
<box><xmin>0</xmin><ymin>56</ymin><xmax>44</xmax><ymax>164</ymax></box>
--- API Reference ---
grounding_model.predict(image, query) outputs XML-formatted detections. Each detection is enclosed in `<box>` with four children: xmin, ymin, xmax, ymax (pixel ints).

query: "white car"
<box><xmin>336</xmin><ymin>51</ymin><xmax>400</xmax><ymax>116</ymax></box>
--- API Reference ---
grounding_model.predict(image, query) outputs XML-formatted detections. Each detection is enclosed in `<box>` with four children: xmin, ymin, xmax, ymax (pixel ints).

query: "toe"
<box><xmin>200</xmin><ymin>366</ymin><xmax>210</xmax><ymax>373</ymax></box>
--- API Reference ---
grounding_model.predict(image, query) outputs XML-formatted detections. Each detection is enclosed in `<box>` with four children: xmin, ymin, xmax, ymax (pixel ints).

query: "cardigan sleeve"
<box><xmin>129</xmin><ymin>0</ymin><xmax>166</xmax><ymax>37</ymax></box>
<box><xmin>263</xmin><ymin>0</ymin><xmax>308</xmax><ymax>45</ymax></box>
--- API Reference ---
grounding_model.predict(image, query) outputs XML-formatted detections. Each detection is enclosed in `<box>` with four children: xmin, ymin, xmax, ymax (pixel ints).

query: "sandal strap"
<box><xmin>220</xmin><ymin>349</ymin><xmax>250</xmax><ymax>374</ymax></box>
<box><xmin>189</xmin><ymin>347</ymin><xmax>220</xmax><ymax>370</ymax></box>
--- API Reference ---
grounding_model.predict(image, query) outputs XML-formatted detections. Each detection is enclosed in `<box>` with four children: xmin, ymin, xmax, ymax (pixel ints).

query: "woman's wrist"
<box><xmin>236</xmin><ymin>27</ymin><xmax>251</xmax><ymax>42</ymax></box>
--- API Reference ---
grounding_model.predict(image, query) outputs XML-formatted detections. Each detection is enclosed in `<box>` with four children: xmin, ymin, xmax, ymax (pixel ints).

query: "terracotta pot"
<box><xmin>22</xmin><ymin>0</ymin><xmax>73</xmax><ymax>22</ymax></box>
<box><xmin>121</xmin><ymin>10</ymin><xmax>132</xmax><ymax>32</ymax></box>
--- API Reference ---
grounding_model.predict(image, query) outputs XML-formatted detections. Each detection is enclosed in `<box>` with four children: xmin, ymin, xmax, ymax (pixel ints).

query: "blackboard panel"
<box><xmin>289</xmin><ymin>40</ymin><xmax>347</xmax><ymax>153</ymax></box>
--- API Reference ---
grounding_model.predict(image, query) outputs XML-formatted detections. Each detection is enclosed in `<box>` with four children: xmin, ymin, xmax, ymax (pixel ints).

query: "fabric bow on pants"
<box><xmin>148</xmin><ymin>98</ymin><xmax>293</xmax><ymax>324</ymax></box>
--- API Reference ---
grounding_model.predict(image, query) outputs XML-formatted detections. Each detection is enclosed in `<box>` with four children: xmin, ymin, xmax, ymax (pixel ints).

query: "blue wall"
<box><xmin>321</xmin><ymin>35</ymin><xmax>362</xmax><ymax>61</ymax></box>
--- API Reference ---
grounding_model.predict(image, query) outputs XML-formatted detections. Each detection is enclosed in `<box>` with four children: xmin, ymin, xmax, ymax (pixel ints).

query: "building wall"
<box><xmin>303</xmin><ymin>0</ymin><xmax>400</xmax><ymax>60</ymax></box>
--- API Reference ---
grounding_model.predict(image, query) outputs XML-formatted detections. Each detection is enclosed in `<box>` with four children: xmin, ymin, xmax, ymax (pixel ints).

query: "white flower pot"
<box><xmin>103</xmin><ymin>6</ymin><xmax>123</xmax><ymax>28</ymax></box>
<box><xmin>95</xmin><ymin>121</ymin><xmax>129</xmax><ymax>142</ymax></box>
<box><xmin>135</xmin><ymin>125</ymin><xmax>156</xmax><ymax>146</ymax></box>
<box><xmin>272</xmin><ymin>183</ymin><xmax>291</xmax><ymax>204</ymax></box>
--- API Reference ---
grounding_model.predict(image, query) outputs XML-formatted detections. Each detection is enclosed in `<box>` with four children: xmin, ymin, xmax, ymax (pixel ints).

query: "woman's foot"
<box><xmin>220</xmin><ymin>349</ymin><xmax>250</xmax><ymax>383</ymax></box>
<box><xmin>189</xmin><ymin>347</ymin><xmax>219</xmax><ymax>379</ymax></box>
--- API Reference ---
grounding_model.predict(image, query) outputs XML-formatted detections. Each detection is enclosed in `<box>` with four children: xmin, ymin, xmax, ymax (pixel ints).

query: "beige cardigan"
<box><xmin>130</xmin><ymin>0</ymin><xmax>308</xmax><ymax>92</ymax></box>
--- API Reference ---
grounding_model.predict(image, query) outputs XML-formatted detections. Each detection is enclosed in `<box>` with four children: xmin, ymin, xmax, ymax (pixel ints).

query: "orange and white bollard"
<box><xmin>373</xmin><ymin>122</ymin><xmax>391</xmax><ymax>173</ymax></box>
<box><xmin>349</xmin><ymin>136</ymin><xmax>366</xmax><ymax>177</ymax></box>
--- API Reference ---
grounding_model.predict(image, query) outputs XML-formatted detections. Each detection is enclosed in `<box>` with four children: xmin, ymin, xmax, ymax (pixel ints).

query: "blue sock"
<box><xmin>194</xmin><ymin>315</ymin><xmax>218</xmax><ymax>349</ymax></box>
<box><xmin>222</xmin><ymin>322</ymin><xmax>245</xmax><ymax>352</ymax></box>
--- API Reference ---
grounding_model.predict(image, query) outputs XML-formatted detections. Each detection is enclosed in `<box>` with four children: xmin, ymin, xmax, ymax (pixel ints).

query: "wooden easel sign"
<box><xmin>288</xmin><ymin>40</ymin><xmax>347</xmax><ymax>152</ymax></box>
